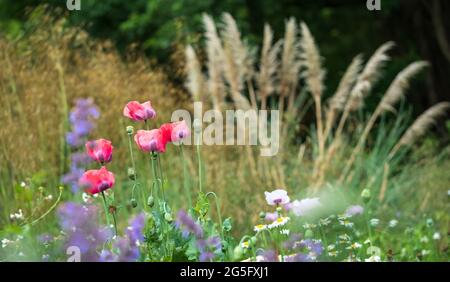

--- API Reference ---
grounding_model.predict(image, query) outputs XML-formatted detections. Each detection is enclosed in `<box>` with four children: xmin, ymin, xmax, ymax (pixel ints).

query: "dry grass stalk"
<box><xmin>378</xmin><ymin>162</ymin><xmax>390</xmax><ymax>202</ymax></box>
<box><xmin>335</xmin><ymin>42</ymin><xmax>395</xmax><ymax>138</ymax></box>
<box><xmin>221</xmin><ymin>13</ymin><xmax>253</xmax><ymax>110</ymax></box>
<box><xmin>339</xmin><ymin>61</ymin><xmax>428</xmax><ymax>183</ymax></box>
<box><xmin>389</xmin><ymin>102</ymin><xmax>450</xmax><ymax>158</ymax></box>
<box><xmin>185</xmin><ymin>45</ymin><xmax>206</xmax><ymax>103</ymax></box>
<box><xmin>257</xmin><ymin>24</ymin><xmax>281</xmax><ymax>110</ymax></box>
<box><xmin>203</xmin><ymin>14</ymin><xmax>226</xmax><ymax>111</ymax></box>
<box><xmin>279</xmin><ymin>18</ymin><xmax>301</xmax><ymax>115</ymax></box>
<box><xmin>300</xmin><ymin>22</ymin><xmax>326</xmax><ymax>163</ymax></box>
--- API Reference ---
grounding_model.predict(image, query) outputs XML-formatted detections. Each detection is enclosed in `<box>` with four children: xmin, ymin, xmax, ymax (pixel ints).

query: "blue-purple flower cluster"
<box><xmin>58</xmin><ymin>202</ymin><xmax>145</xmax><ymax>262</ymax></box>
<box><xmin>58</xmin><ymin>202</ymin><xmax>111</xmax><ymax>261</ymax></box>
<box><xmin>175</xmin><ymin>210</ymin><xmax>221</xmax><ymax>262</ymax></box>
<box><xmin>62</xmin><ymin>98</ymin><xmax>100</xmax><ymax>192</ymax></box>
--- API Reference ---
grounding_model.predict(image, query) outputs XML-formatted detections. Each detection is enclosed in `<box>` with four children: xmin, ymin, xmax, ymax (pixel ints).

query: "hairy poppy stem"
<box><xmin>206</xmin><ymin>192</ymin><xmax>223</xmax><ymax>240</ymax></box>
<box><xmin>196</xmin><ymin>140</ymin><xmax>203</xmax><ymax>193</ymax></box>
<box><xmin>100</xmin><ymin>191</ymin><xmax>111</xmax><ymax>227</ymax></box>
<box><xmin>180</xmin><ymin>144</ymin><xmax>192</xmax><ymax>208</ymax></box>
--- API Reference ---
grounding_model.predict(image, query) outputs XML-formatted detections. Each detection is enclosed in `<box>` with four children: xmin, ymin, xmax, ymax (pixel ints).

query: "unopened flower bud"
<box><xmin>126</xmin><ymin>126</ymin><xmax>134</xmax><ymax>135</ymax></box>
<box><xmin>233</xmin><ymin>246</ymin><xmax>244</xmax><ymax>259</ymax></box>
<box><xmin>127</xmin><ymin>167</ymin><xmax>136</xmax><ymax>180</ymax></box>
<box><xmin>147</xmin><ymin>196</ymin><xmax>154</xmax><ymax>207</ymax></box>
<box><xmin>130</xmin><ymin>198</ymin><xmax>138</xmax><ymax>208</ymax></box>
<box><xmin>426</xmin><ymin>218</ymin><xmax>433</xmax><ymax>227</ymax></box>
<box><xmin>259</xmin><ymin>211</ymin><xmax>266</xmax><ymax>220</ymax></box>
<box><xmin>164</xmin><ymin>212</ymin><xmax>173</xmax><ymax>222</ymax></box>
<box><xmin>276</xmin><ymin>207</ymin><xmax>282</xmax><ymax>213</ymax></box>
<box><xmin>361</xmin><ymin>189</ymin><xmax>371</xmax><ymax>203</ymax></box>
<box><xmin>250</xmin><ymin>236</ymin><xmax>257</xmax><ymax>245</ymax></box>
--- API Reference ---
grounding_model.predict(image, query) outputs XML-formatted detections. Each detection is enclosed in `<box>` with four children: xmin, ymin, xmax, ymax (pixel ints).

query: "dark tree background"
<box><xmin>0</xmin><ymin>0</ymin><xmax>449</xmax><ymax>118</ymax></box>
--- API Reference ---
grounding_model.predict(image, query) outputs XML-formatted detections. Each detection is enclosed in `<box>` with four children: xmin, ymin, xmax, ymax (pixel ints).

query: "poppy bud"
<box><xmin>250</xmin><ymin>236</ymin><xmax>257</xmax><ymax>245</ymax></box>
<box><xmin>233</xmin><ymin>246</ymin><xmax>244</xmax><ymax>260</ymax></box>
<box><xmin>164</xmin><ymin>212</ymin><xmax>173</xmax><ymax>222</ymax></box>
<box><xmin>361</xmin><ymin>189</ymin><xmax>371</xmax><ymax>203</ymax></box>
<box><xmin>147</xmin><ymin>196</ymin><xmax>155</xmax><ymax>207</ymax></box>
<box><xmin>127</xmin><ymin>167</ymin><xmax>136</xmax><ymax>180</ymax></box>
<box><xmin>259</xmin><ymin>211</ymin><xmax>266</xmax><ymax>220</ymax></box>
<box><xmin>126</xmin><ymin>126</ymin><xmax>134</xmax><ymax>135</ymax></box>
<box><xmin>130</xmin><ymin>198</ymin><xmax>138</xmax><ymax>208</ymax></box>
<box><xmin>276</xmin><ymin>206</ymin><xmax>282</xmax><ymax>213</ymax></box>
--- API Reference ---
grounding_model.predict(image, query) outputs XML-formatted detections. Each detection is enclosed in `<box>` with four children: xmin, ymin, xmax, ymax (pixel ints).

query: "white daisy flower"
<box><xmin>268</xmin><ymin>216</ymin><xmax>290</xmax><ymax>229</ymax></box>
<box><xmin>253</xmin><ymin>224</ymin><xmax>268</xmax><ymax>233</ymax></box>
<box><xmin>420</xmin><ymin>236</ymin><xmax>429</xmax><ymax>243</ymax></box>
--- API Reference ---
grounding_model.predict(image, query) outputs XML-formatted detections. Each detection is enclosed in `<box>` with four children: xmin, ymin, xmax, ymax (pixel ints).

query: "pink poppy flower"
<box><xmin>123</xmin><ymin>101</ymin><xmax>156</xmax><ymax>121</ymax></box>
<box><xmin>134</xmin><ymin>129</ymin><xmax>168</xmax><ymax>153</ymax></box>
<box><xmin>160</xmin><ymin>120</ymin><xmax>191</xmax><ymax>143</ymax></box>
<box><xmin>85</xmin><ymin>139</ymin><xmax>113</xmax><ymax>164</ymax></box>
<box><xmin>264</xmin><ymin>189</ymin><xmax>290</xmax><ymax>206</ymax></box>
<box><xmin>79</xmin><ymin>166</ymin><xmax>115</xmax><ymax>195</ymax></box>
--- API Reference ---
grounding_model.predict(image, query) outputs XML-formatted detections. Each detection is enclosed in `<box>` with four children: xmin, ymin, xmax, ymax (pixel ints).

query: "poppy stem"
<box><xmin>196</xmin><ymin>138</ymin><xmax>203</xmax><ymax>193</ymax></box>
<box><xmin>100</xmin><ymin>191</ymin><xmax>111</xmax><ymax>227</ymax></box>
<box><xmin>127</xmin><ymin>131</ymin><xmax>146</xmax><ymax>209</ymax></box>
<box><xmin>111</xmin><ymin>209</ymin><xmax>118</xmax><ymax>237</ymax></box>
<box><xmin>205</xmin><ymin>192</ymin><xmax>224</xmax><ymax>240</ymax></box>
<box><xmin>180</xmin><ymin>144</ymin><xmax>192</xmax><ymax>208</ymax></box>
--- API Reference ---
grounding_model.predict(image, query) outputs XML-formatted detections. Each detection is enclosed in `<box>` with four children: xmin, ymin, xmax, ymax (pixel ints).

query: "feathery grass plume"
<box><xmin>335</xmin><ymin>42</ymin><xmax>395</xmax><ymax>138</ymax></box>
<box><xmin>329</xmin><ymin>55</ymin><xmax>364</xmax><ymax>112</ymax></box>
<box><xmin>279</xmin><ymin>18</ymin><xmax>301</xmax><ymax>113</ymax></box>
<box><xmin>300</xmin><ymin>22</ymin><xmax>326</xmax><ymax>171</ymax></box>
<box><xmin>379</xmin><ymin>61</ymin><xmax>429</xmax><ymax>113</ymax></box>
<box><xmin>348</xmin><ymin>42</ymin><xmax>395</xmax><ymax>111</ymax></box>
<box><xmin>339</xmin><ymin>61</ymin><xmax>428</xmax><ymax>183</ymax></box>
<box><xmin>323</xmin><ymin>55</ymin><xmax>364</xmax><ymax>143</ymax></box>
<box><xmin>389</xmin><ymin>102</ymin><xmax>450</xmax><ymax>158</ymax></box>
<box><xmin>203</xmin><ymin>13</ymin><xmax>226</xmax><ymax>111</ymax></box>
<box><xmin>257</xmin><ymin>24</ymin><xmax>281</xmax><ymax>110</ymax></box>
<box><xmin>185</xmin><ymin>45</ymin><xmax>206</xmax><ymax>103</ymax></box>
<box><xmin>221</xmin><ymin>13</ymin><xmax>253</xmax><ymax>110</ymax></box>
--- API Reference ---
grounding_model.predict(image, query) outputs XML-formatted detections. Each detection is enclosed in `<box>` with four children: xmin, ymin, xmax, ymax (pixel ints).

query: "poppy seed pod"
<box><xmin>127</xmin><ymin>167</ymin><xmax>136</xmax><ymax>180</ymax></box>
<box><xmin>147</xmin><ymin>195</ymin><xmax>155</xmax><ymax>207</ymax></box>
<box><xmin>130</xmin><ymin>198</ymin><xmax>138</xmax><ymax>208</ymax></box>
<box><xmin>126</xmin><ymin>126</ymin><xmax>134</xmax><ymax>135</ymax></box>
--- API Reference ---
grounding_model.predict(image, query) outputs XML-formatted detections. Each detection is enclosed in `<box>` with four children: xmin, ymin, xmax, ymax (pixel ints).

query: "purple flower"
<box><xmin>70</xmin><ymin>153</ymin><xmax>92</xmax><ymax>167</ymax></box>
<box><xmin>197</xmin><ymin>236</ymin><xmax>222</xmax><ymax>262</ymax></box>
<box><xmin>345</xmin><ymin>205</ymin><xmax>364</xmax><ymax>217</ymax></box>
<box><xmin>265</xmin><ymin>212</ymin><xmax>278</xmax><ymax>222</ymax></box>
<box><xmin>61</xmin><ymin>166</ymin><xmax>85</xmax><ymax>193</ymax></box>
<box><xmin>260</xmin><ymin>250</ymin><xmax>279</xmax><ymax>262</ymax></box>
<box><xmin>199</xmin><ymin>252</ymin><xmax>215</xmax><ymax>262</ymax></box>
<box><xmin>63</xmin><ymin>98</ymin><xmax>100</xmax><ymax>192</ymax></box>
<box><xmin>58</xmin><ymin>203</ymin><xmax>112</xmax><ymax>262</ymax></box>
<box><xmin>175</xmin><ymin>210</ymin><xmax>204</xmax><ymax>239</ymax></box>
